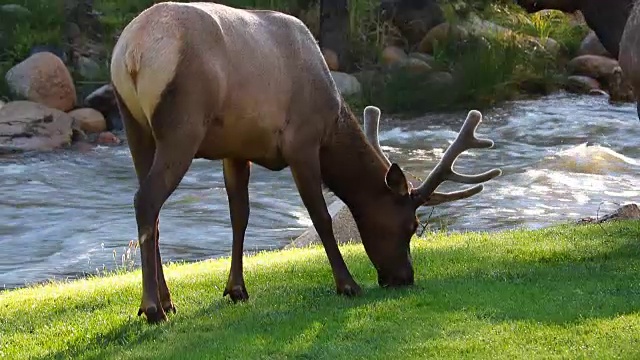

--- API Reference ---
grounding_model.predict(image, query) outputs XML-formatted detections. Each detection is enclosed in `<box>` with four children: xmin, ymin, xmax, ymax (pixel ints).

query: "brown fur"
<box><xmin>111</xmin><ymin>1</ymin><xmax>499</xmax><ymax>323</ymax></box>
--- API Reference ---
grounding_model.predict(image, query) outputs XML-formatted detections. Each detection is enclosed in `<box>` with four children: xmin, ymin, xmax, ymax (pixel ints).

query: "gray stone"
<box><xmin>0</xmin><ymin>101</ymin><xmax>74</xmax><ymax>152</ymax></box>
<box><xmin>565</xmin><ymin>75</ymin><xmax>601</xmax><ymax>94</ymax></box>
<box><xmin>77</xmin><ymin>56</ymin><xmax>103</xmax><ymax>80</ymax></box>
<box><xmin>330</xmin><ymin>71</ymin><xmax>362</xmax><ymax>97</ymax></box>
<box><xmin>1</xmin><ymin>4</ymin><xmax>31</xmax><ymax>17</ymax></box>
<box><xmin>286</xmin><ymin>197</ymin><xmax>360</xmax><ymax>249</ymax></box>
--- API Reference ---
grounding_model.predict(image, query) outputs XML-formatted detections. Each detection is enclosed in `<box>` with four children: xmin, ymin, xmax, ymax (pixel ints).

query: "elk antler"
<box><xmin>363</xmin><ymin>106</ymin><xmax>392</xmax><ymax>168</ymax></box>
<box><xmin>411</xmin><ymin>110</ymin><xmax>502</xmax><ymax>207</ymax></box>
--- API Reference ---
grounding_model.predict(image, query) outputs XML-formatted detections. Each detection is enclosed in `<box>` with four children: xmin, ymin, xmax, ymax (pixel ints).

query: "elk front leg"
<box><xmin>222</xmin><ymin>159</ymin><xmax>251</xmax><ymax>302</ymax></box>
<box><xmin>288</xmin><ymin>151</ymin><xmax>361</xmax><ymax>296</ymax></box>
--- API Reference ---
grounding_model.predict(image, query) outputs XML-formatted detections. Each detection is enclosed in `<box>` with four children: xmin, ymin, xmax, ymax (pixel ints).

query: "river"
<box><xmin>1</xmin><ymin>92</ymin><xmax>638</xmax><ymax>289</ymax></box>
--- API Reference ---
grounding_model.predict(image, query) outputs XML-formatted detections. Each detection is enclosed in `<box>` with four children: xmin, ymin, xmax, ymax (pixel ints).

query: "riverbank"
<box><xmin>0</xmin><ymin>0</ymin><xmax>630</xmax><ymax>117</ymax></box>
<box><xmin>1</xmin><ymin>221</ymin><xmax>639</xmax><ymax>359</ymax></box>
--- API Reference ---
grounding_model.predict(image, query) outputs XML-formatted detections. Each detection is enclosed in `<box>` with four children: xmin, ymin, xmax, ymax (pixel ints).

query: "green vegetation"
<box><xmin>0</xmin><ymin>0</ymin><xmax>589</xmax><ymax>113</ymax></box>
<box><xmin>1</xmin><ymin>221</ymin><xmax>639</xmax><ymax>359</ymax></box>
<box><xmin>350</xmin><ymin>1</ymin><xmax>589</xmax><ymax>115</ymax></box>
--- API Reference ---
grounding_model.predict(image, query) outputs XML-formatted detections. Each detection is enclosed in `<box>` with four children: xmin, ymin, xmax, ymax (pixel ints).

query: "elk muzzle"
<box><xmin>377</xmin><ymin>254</ymin><xmax>415</xmax><ymax>288</ymax></box>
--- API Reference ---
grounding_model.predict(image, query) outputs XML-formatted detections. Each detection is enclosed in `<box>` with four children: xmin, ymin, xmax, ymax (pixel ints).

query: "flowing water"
<box><xmin>1</xmin><ymin>93</ymin><xmax>639</xmax><ymax>289</ymax></box>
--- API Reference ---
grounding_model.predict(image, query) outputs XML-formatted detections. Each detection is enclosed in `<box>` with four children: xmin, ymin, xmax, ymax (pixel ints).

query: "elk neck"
<box><xmin>319</xmin><ymin>102</ymin><xmax>392</xmax><ymax>214</ymax></box>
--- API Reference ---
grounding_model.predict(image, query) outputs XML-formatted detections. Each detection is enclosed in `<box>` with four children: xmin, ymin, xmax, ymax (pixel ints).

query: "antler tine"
<box><xmin>412</xmin><ymin>110</ymin><xmax>502</xmax><ymax>207</ymax></box>
<box><xmin>363</xmin><ymin>106</ymin><xmax>392</xmax><ymax>168</ymax></box>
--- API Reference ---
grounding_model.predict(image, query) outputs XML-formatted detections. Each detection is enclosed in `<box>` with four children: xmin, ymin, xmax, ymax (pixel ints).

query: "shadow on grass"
<box><xmin>30</xmin><ymin>222</ymin><xmax>640</xmax><ymax>359</ymax></box>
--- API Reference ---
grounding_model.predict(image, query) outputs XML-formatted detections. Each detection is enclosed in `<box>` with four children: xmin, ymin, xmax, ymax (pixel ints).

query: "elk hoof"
<box><xmin>162</xmin><ymin>300</ymin><xmax>177</xmax><ymax>315</ymax></box>
<box><xmin>337</xmin><ymin>281</ymin><xmax>362</xmax><ymax>297</ymax></box>
<box><xmin>137</xmin><ymin>305</ymin><xmax>168</xmax><ymax>324</ymax></box>
<box><xmin>223</xmin><ymin>285</ymin><xmax>250</xmax><ymax>303</ymax></box>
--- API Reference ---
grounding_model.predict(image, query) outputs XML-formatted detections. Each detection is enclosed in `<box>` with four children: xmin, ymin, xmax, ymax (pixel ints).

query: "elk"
<box><xmin>110</xmin><ymin>1</ymin><xmax>501</xmax><ymax>324</ymax></box>
<box><xmin>514</xmin><ymin>0</ymin><xmax>640</xmax><ymax>120</ymax></box>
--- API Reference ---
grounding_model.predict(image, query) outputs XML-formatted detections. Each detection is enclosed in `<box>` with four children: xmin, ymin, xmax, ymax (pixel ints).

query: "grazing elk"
<box><xmin>110</xmin><ymin>1</ymin><xmax>501</xmax><ymax>323</ymax></box>
<box><xmin>515</xmin><ymin>0</ymin><xmax>640</xmax><ymax>120</ymax></box>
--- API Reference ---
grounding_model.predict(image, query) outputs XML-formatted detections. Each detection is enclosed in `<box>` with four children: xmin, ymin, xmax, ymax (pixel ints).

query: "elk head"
<box><xmin>357</xmin><ymin>106</ymin><xmax>502</xmax><ymax>288</ymax></box>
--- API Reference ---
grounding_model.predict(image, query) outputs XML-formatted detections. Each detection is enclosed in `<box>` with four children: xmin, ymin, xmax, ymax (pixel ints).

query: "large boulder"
<box><xmin>84</xmin><ymin>84</ymin><xmax>123</xmax><ymax>130</ymax></box>
<box><xmin>578</xmin><ymin>31</ymin><xmax>613</xmax><ymax>58</ymax></box>
<box><xmin>567</xmin><ymin>54</ymin><xmax>620</xmax><ymax>80</ymax></box>
<box><xmin>322</xmin><ymin>48</ymin><xmax>340</xmax><ymax>71</ymax></box>
<box><xmin>380</xmin><ymin>0</ymin><xmax>445</xmax><ymax>47</ymax></box>
<box><xmin>565</xmin><ymin>75</ymin><xmax>601</xmax><ymax>94</ymax></box>
<box><xmin>0</xmin><ymin>101</ymin><xmax>74</xmax><ymax>152</ymax></box>
<box><xmin>381</xmin><ymin>46</ymin><xmax>407</xmax><ymax>66</ymax></box>
<box><xmin>418</xmin><ymin>22</ymin><xmax>468</xmax><ymax>54</ymax></box>
<box><xmin>5</xmin><ymin>52</ymin><xmax>77</xmax><ymax>112</ymax></box>
<box><xmin>463</xmin><ymin>14</ymin><xmax>560</xmax><ymax>55</ymax></box>
<box><xmin>287</xmin><ymin>197</ymin><xmax>360</xmax><ymax>248</ymax></box>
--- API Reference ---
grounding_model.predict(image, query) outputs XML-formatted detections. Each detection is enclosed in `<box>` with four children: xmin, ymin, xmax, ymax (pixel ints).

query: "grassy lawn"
<box><xmin>1</xmin><ymin>221</ymin><xmax>639</xmax><ymax>359</ymax></box>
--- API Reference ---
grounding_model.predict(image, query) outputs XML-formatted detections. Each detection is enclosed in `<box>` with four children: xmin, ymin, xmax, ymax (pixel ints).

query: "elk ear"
<box><xmin>385</xmin><ymin>163</ymin><xmax>409</xmax><ymax>196</ymax></box>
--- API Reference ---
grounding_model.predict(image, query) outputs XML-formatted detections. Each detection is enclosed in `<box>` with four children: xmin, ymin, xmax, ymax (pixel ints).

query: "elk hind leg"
<box><xmin>115</xmin><ymin>90</ymin><xmax>176</xmax><ymax>319</ymax></box>
<box><xmin>222</xmin><ymin>159</ymin><xmax>251</xmax><ymax>302</ymax></box>
<box><xmin>132</xmin><ymin>101</ymin><xmax>205</xmax><ymax>324</ymax></box>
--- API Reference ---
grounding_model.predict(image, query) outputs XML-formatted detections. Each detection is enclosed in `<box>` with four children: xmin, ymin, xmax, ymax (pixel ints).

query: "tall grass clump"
<box><xmin>485</xmin><ymin>3</ymin><xmax>589</xmax><ymax>57</ymax></box>
<box><xmin>352</xmin><ymin>29</ymin><xmax>563</xmax><ymax>115</ymax></box>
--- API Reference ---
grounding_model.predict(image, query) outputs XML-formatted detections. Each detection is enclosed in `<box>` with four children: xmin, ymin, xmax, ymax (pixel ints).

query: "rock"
<box><xmin>330</xmin><ymin>71</ymin><xmax>361</xmax><ymax>96</ymax></box>
<box><xmin>68</xmin><ymin>108</ymin><xmax>107</xmax><ymax>134</ymax></box>
<box><xmin>5</xmin><ymin>52</ymin><xmax>77</xmax><ymax>112</ymax></box>
<box><xmin>397</xmin><ymin>58</ymin><xmax>432</xmax><ymax>75</ymax></box>
<box><xmin>322</xmin><ymin>48</ymin><xmax>339</xmax><ymax>71</ymax></box>
<box><xmin>84</xmin><ymin>84</ymin><xmax>115</xmax><ymax>112</ymax></box>
<box><xmin>463</xmin><ymin>14</ymin><xmax>513</xmax><ymax>36</ymax></box>
<box><xmin>351</xmin><ymin>70</ymin><xmax>380</xmax><ymax>89</ymax></box>
<box><xmin>538</xmin><ymin>37</ymin><xmax>561</xmax><ymax>55</ymax></box>
<box><xmin>96</xmin><ymin>131</ymin><xmax>121</xmax><ymax>145</ymax></box>
<box><xmin>288</xmin><ymin>172</ymin><xmax>423</xmax><ymax>249</ymax></box>
<box><xmin>578</xmin><ymin>31</ymin><xmax>613</xmax><ymax>58</ymax></box>
<box><xmin>567</xmin><ymin>55</ymin><xmax>620</xmax><ymax>80</ymax></box>
<box><xmin>427</xmin><ymin>71</ymin><xmax>454</xmax><ymax>89</ymax></box>
<box><xmin>463</xmin><ymin>14</ymin><xmax>560</xmax><ymax>55</ymax></box>
<box><xmin>577</xmin><ymin>203</ymin><xmax>640</xmax><ymax>224</ymax></box>
<box><xmin>1</xmin><ymin>4</ymin><xmax>31</xmax><ymax>17</ymax></box>
<box><xmin>381</xmin><ymin>46</ymin><xmax>407</xmax><ymax>66</ymax></box>
<box><xmin>565</xmin><ymin>75</ymin><xmax>601</xmax><ymax>94</ymax></box>
<box><xmin>418</xmin><ymin>22</ymin><xmax>468</xmax><ymax>54</ymax></box>
<box><xmin>76</xmin><ymin>56</ymin><xmax>102</xmax><ymax>80</ymax></box>
<box><xmin>287</xmin><ymin>198</ymin><xmax>360</xmax><ymax>248</ymax></box>
<box><xmin>84</xmin><ymin>84</ymin><xmax>123</xmax><ymax>130</ymax></box>
<box><xmin>568</xmin><ymin>10</ymin><xmax>586</xmax><ymax>26</ymax></box>
<box><xmin>379</xmin><ymin>0</ymin><xmax>445</xmax><ymax>46</ymax></box>
<box><xmin>0</xmin><ymin>101</ymin><xmax>74</xmax><ymax>152</ymax></box>
<box><xmin>408</xmin><ymin>52</ymin><xmax>438</xmax><ymax>68</ymax></box>
<box><xmin>589</xmin><ymin>89</ymin><xmax>609</xmax><ymax>97</ymax></box>
<box><xmin>106</xmin><ymin>112</ymin><xmax>124</xmax><ymax>131</ymax></box>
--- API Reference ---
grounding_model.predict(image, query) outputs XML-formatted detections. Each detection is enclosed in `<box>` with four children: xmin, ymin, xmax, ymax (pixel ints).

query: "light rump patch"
<box><xmin>110</xmin><ymin>4</ymin><xmax>183</xmax><ymax>127</ymax></box>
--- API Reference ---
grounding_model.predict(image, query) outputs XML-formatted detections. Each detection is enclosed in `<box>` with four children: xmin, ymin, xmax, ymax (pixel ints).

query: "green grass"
<box><xmin>1</xmin><ymin>221</ymin><xmax>639</xmax><ymax>359</ymax></box>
